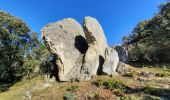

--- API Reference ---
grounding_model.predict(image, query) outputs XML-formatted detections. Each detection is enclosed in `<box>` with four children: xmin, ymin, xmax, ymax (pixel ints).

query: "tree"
<box><xmin>123</xmin><ymin>1</ymin><xmax>170</xmax><ymax>63</ymax></box>
<box><xmin>0</xmin><ymin>11</ymin><xmax>31</xmax><ymax>83</ymax></box>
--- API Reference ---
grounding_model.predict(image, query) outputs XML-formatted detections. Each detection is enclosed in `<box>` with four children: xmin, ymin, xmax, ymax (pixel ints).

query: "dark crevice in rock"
<box><xmin>97</xmin><ymin>55</ymin><xmax>105</xmax><ymax>75</ymax></box>
<box><xmin>75</xmin><ymin>35</ymin><xmax>88</xmax><ymax>54</ymax></box>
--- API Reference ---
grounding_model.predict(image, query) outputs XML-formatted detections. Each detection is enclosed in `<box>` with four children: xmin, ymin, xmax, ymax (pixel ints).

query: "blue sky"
<box><xmin>0</xmin><ymin>0</ymin><xmax>165</xmax><ymax>45</ymax></box>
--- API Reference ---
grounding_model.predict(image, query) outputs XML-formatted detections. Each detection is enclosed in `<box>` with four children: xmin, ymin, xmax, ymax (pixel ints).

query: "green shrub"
<box><xmin>94</xmin><ymin>92</ymin><xmax>100</xmax><ymax>98</ymax></box>
<box><xmin>93</xmin><ymin>79</ymin><xmax>105</xmax><ymax>87</ymax></box>
<box><xmin>115</xmin><ymin>88</ymin><xmax>126</xmax><ymax>96</ymax></box>
<box><xmin>66</xmin><ymin>85</ymin><xmax>79</xmax><ymax>92</ymax></box>
<box><xmin>104</xmin><ymin>80</ymin><xmax>126</xmax><ymax>91</ymax></box>
<box><xmin>93</xmin><ymin>79</ymin><xmax>126</xmax><ymax>96</ymax></box>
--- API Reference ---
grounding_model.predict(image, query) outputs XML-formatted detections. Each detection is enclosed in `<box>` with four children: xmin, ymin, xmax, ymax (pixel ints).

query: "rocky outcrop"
<box><xmin>102</xmin><ymin>47</ymin><xmax>119</xmax><ymax>75</ymax></box>
<box><xmin>115</xmin><ymin>46</ymin><xmax>128</xmax><ymax>63</ymax></box>
<box><xmin>41</xmin><ymin>17</ymin><xmax>125</xmax><ymax>81</ymax></box>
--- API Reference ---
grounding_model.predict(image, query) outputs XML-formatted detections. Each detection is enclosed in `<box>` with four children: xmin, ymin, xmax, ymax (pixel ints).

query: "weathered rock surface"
<box><xmin>115</xmin><ymin>46</ymin><xmax>128</xmax><ymax>63</ymax></box>
<box><xmin>82</xmin><ymin>44</ymin><xmax>100</xmax><ymax>75</ymax></box>
<box><xmin>41</xmin><ymin>18</ymin><xmax>88</xmax><ymax>81</ymax></box>
<box><xmin>102</xmin><ymin>47</ymin><xmax>119</xmax><ymax>75</ymax></box>
<box><xmin>82</xmin><ymin>16</ymin><xmax>108</xmax><ymax>75</ymax></box>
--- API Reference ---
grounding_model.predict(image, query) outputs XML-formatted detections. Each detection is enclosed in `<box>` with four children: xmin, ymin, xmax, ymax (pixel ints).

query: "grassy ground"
<box><xmin>0</xmin><ymin>64</ymin><xmax>170</xmax><ymax>100</ymax></box>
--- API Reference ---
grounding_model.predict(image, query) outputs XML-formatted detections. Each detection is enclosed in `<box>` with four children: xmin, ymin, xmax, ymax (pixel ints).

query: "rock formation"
<box><xmin>41</xmin><ymin>17</ymin><xmax>121</xmax><ymax>81</ymax></box>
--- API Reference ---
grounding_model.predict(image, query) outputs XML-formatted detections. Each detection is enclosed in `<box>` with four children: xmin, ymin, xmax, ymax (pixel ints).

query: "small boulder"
<box><xmin>117</xmin><ymin>62</ymin><xmax>132</xmax><ymax>75</ymax></box>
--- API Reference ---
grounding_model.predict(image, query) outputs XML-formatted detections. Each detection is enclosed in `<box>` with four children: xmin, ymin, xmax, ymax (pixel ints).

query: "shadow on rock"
<box><xmin>75</xmin><ymin>35</ymin><xmax>88</xmax><ymax>54</ymax></box>
<box><xmin>97</xmin><ymin>55</ymin><xmax>105</xmax><ymax>75</ymax></box>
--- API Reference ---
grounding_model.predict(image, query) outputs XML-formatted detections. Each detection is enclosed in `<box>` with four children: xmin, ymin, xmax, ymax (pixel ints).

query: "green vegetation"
<box><xmin>123</xmin><ymin>1</ymin><xmax>170</xmax><ymax>63</ymax></box>
<box><xmin>0</xmin><ymin>11</ymin><xmax>52</xmax><ymax>92</ymax></box>
<box><xmin>104</xmin><ymin>80</ymin><xmax>126</xmax><ymax>91</ymax></box>
<box><xmin>0</xmin><ymin>11</ymin><xmax>31</xmax><ymax>83</ymax></box>
<box><xmin>66</xmin><ymin>85</ymin><xmax>79</xmax><ymax>92</ymax></box>
<box><xmin>93</xmin><ymin>79</ymin><xmax>126</xmax><ymax>96</ymax></box>
<box><xmin>93</xmin><ymin>79</ymin><xmax>105</xmax><ymax>87</ymax></box>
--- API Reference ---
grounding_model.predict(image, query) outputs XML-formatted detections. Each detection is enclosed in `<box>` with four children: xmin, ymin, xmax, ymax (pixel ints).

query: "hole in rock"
<box><xmin>75</xmin><ymin>35</ymin><xmax>88</xmax><ymax>54</ymax></box>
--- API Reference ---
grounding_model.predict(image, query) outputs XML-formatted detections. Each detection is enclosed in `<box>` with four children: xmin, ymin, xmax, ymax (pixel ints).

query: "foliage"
<box><xmin>0</xmin><ymin>10</ymin><xmax>52</xmax><ymax>85</ymax></box>
<box><xmin>93</xmin><ymin>79</ymin><xmax>105</xmax><ymax>87</ymax></box>
<box><xmin>0</xmin><ymin>11</ymin><xmax>30</xmax><ymax>83</ymax></box>
<box><xmin>93</xmin><ymin>79</ymin><xmax>126</xmax><ymax>96</ymax></box>
<box><xmin>122</xmin><ymin>2</ymin><xmax>170</xmax><ymax>63</ymax></box>
<box><xmin>23</xmin><ymin>38</ymin><xmax>52</xmax><ymax>76</ymax></box>
<box><xmin>66</xmin><ymin>85</ymin><xmax>79</xmax><ymax>92</ymax></box>
<box><xmin>104</xmin><ymin>80</ymin><xmax>126</xmax><ymax>91</ymax></box>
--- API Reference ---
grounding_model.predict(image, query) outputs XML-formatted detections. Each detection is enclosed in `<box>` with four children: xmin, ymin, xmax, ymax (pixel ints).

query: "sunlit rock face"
<box><xmin>102</xmin><ymin>47</ymin><xmax>119</xmax><ymax>75</ymax></box>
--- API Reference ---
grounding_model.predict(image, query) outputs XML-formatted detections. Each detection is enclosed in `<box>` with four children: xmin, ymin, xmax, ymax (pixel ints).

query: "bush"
<box><xmin>104</xmin><ymin>80</ymin><xmax>126</xmax><ymax>91</ymax></box>
<box><xmin>93</xmin><ymin>79</ymin><xmax>105</xmax><ymax>87</ymax></box>
<box><xmin>66</xmin><ymin>85</ymin><xmax>79</xmax><ymax>92</ymax></box>
<box><xmin>93</xmin><ymin>79</ymin><xmax>127</xmax><ymax>96</ymax></box>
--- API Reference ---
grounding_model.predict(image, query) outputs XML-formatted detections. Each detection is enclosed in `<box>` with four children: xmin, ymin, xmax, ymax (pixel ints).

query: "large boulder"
<box><xmin>115</xmin><ymin>46</ymin><xmax>128</xmax><ymax>63</ymax></box>
<box><xmin>41</xmin><ymin>18</ymin><xmax>88</xmax><ymax>81</ymax></box>
<box><xmin>83</xmin><ymin>16</ymin><xmax>108</xmax><ymax>57</ymax></box>
<box><xmin>82</xmin><ymin>16</ymin><xmax>108</xmax><ymax>75</ymax></box>
<box><xmin>102</xmin><ymin>47</ymin><xmax>119</xmax><ymax>75</ymax></box>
